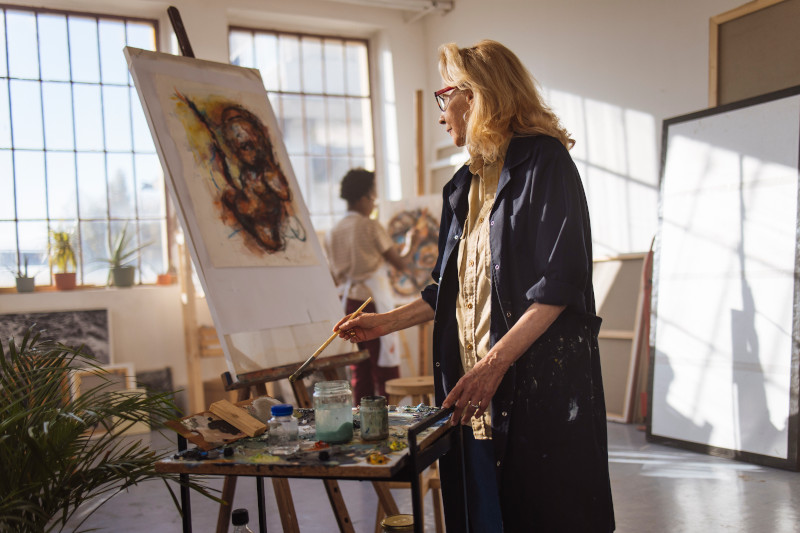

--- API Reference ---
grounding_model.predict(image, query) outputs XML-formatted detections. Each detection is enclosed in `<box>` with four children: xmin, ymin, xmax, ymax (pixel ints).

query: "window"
<box><xmin>0</xmin><ymin>6</ymin><xmax>166</xmax><ymax>288</ymax></box>
<box><xmin>229</xmin><ymin>28</ymin><xmax>375</xmax><ymax>232</ymax></box>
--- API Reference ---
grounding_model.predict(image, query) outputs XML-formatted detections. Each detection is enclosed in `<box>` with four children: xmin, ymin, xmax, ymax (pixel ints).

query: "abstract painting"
<box><xmin>383</xmin><ymin>195</ymin><xmax>442</xmax><ymax>303</ymax></box>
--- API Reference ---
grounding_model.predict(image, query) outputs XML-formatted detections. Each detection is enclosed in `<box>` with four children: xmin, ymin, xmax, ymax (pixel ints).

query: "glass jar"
<box><xmin>380</xmin><ymin>514</ymin><xmax>413</xmax><ymax>532</ymax></box>
<box><xmin>313</xmin><ymin>380</ymin><xmax>353</xmax><ymax>444</ymax></box>
<box><xmin>267</xmin><ymin>404</ymin><xmax>299</xmax><ymax>455</ymax></box>
<box><xmin>359</xmin><ymin>395</ymin><xmax>388</xmax><ymax>441</ymax></box>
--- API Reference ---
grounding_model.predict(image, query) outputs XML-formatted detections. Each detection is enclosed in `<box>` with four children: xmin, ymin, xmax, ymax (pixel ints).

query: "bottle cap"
<box><xmin>231</xmin><ymin>508</ymin><xmax>249</xmax><ymax>526</ymax></box>
<box><xmin>271</xmin><ymin>403</ymin><xmax>293</xmax><ymax>417</ymax></box>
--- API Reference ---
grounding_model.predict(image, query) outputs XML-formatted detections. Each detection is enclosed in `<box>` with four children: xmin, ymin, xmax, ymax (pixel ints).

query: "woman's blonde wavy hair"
<box><xmin>438</xmin><ymin>40</ymin><xmax>574</xmax><ymax>163</ymax></box>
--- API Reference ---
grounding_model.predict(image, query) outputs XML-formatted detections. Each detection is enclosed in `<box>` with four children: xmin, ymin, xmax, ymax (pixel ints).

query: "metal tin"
<box><xmin>359</xmin><ymin>395</ymin><xmax>388</xmax><ymax>441</ymax></box>
<box><xmin>380</xmin><ymin>514</ymin><xmax>414</xmax><ymax>532</ymax></box>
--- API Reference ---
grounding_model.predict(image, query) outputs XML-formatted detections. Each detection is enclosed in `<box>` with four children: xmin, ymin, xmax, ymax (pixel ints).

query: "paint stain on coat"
<box><xmin>567</xmin><ymin>398</ymin><xmax>579</xmax><ymax>421</ymax></box>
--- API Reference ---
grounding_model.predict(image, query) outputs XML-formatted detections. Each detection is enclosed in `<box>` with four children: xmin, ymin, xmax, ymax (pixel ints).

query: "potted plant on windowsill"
<box><xmin>49</xmin><ymin>229</ymin><xmax>78</xmax><ymax>290</ymax></box>
<box><xmin>105</xmin><ymin>224</ymin><xmax>152</xmax><ymax>288</ymax></box>
<box><xmin>14</xmin><ymin>257</ymin><xmax>36</xmax><ymax>293</ymax></box>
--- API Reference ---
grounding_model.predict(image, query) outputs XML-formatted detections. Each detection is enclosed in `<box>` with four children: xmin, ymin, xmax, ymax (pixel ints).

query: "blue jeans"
<box><xmin>462</xmin><ymin>427</ymin><xmax>504</xmax><ymax>532</ymax></box>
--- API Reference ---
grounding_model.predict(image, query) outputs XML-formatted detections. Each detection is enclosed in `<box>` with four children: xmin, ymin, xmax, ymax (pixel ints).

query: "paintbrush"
<box><xmin>288</xmin><ymin>297</ymin><xmax>373</xmax><ymax>383</ymax></box>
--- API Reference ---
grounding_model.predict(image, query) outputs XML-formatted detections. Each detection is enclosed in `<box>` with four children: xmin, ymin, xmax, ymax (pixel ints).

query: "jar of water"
<box><xmin>313</xmin><ymin>380</ymin><xmax>353</xmax><ymax>444</ymax></box>
<box><xmin>267</xmin><ymin>404</ymin><xmax>299</xmax><ymax>455</ymax></box>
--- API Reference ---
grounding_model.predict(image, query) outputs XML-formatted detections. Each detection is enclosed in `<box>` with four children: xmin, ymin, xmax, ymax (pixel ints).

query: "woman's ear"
<box><xmin>464</xmin><ymin>89</ymin><xmax>474</xmax><ymax>105</ymax></box>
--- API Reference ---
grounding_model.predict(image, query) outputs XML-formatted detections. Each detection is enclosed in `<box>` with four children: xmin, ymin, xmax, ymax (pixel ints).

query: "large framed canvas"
<box><xmin>126</xmin><ymin>48</ymin><xmax>350</xmax><ymax>376</ymax></box>
<box><xmin>649</xmin><ymin>85</ymin><xmax>800</xmax><ymax>470</ymax></box>
<box><xmin>0</xmin><ymin>309</ymin><xmax>111</xmax><ymax>365</ymax></box>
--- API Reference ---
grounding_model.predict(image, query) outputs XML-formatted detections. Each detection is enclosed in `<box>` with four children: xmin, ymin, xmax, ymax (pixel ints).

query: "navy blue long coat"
<box><xmin>420</xmin><ymin>135</ymin><xmax>615</xmax><ymax>532</ymax></box>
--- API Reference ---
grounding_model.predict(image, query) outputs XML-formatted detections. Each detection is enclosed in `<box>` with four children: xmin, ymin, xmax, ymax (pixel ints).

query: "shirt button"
<box><xmin>502</xmin><ymin>411</ymin><xmax>508</xmax><ymax>417</ymax></box>
<box><xmin>466</xmin><ymin>343</ymin><xmax>473</xmax><ymax>350</ymax></box>
<box><xmin>467</xmin><ymin>303</ymin><xmax>473</xmax><ymax>309</ymax></box>
<box><xmin>496</xmin><ymin>460</ymin><xmax>501</xmax><ymax>467</ymax></box>
<box><xmin>494</xmin><ymin>264</ymin><xmax>499</xmax><ymax>270</ymax></box>
<box><xmin>506</xmin><ymin>311</ymin><xmax>511</xmax><ymax>318</ymax></box>
<box><xmin>490</xmin><ymin>220</ymin><xmax>494</xmax><ymax>226</ymax></box>
<box><xmin>435</xmin><ymin>362</ymin><xmax>440</xmax><ymax>367</ymax></box>
<box><xmin>478</xmin><ymin>217</ymin><xmax>484</xmax><ymax>223</ymax></box>
<box><xmin>468</xmin><ymin>260</ymin><xmax>474</xmax><ymax>266</ymax></box>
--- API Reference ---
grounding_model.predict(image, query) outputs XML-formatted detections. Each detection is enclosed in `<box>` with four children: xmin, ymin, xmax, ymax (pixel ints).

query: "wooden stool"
<box><xmin>377</xmin><ymin>375</ymin><xmax>443</xmax><ymax>533</ymax></box>
<box><xmin>385</xmin><ymin>375</ymin><xmax>435</xmax><ymax>406</ymax></box>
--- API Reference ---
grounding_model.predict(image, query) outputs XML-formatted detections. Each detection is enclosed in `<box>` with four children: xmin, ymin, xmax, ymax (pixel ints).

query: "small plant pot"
<box><xmin>54</xmin><ymin>272</ymin><xmax>77</xmax><ymax>290</ymax></box>
<box><xmin>156</xmin><ymin>273</ymin><xmax>175</xmax><ymax>285</ymax></box>
<box><xmin>111</xmin><ymin>266</ymin><xmax>136</xmax><ymax>288</ymax></box>
<box><xmin>15</xmin><ymin>276</ymin><xmax>35</xmax><ymax>293</ymax></box>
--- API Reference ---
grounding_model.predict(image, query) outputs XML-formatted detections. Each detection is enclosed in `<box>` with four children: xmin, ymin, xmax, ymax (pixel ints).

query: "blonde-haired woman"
<box><xmin>336</xmin><ymin>40</ymin><xmax>615</xmax><ymax>532</ymax></box>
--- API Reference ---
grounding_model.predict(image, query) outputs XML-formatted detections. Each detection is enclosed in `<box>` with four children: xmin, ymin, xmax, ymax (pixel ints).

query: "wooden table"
<box><xmin>157</xmin><ymin>406</ymin><xmax>466</xmax><ymax>533</ymax></box>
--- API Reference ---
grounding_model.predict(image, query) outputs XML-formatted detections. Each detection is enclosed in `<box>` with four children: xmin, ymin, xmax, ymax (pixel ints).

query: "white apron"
<box><xmin>341</xmin><ymin>267</ymin><xmax>400</xmax><ymax>367</ymax></box>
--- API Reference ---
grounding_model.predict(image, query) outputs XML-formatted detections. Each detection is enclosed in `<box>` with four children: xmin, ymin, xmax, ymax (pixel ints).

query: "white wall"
<box><xmin>419</xmin><ymin>0</ymin><xmax>743</xmax><ymax>256</ymax></box>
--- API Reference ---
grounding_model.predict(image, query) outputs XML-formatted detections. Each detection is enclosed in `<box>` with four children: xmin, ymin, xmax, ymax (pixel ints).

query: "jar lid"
<box><xmin>380</xmin><ymin>514</ymin><xmax>413</xmax><ymax>531</ymax></box>
<box><xmin>360</xmin><ymin>395</ymin><xmax>386</xmax><ymax>407</ymax></box>
<box><xmin>231</xmin><ymin>508</ymin><xmax>249</xmax><ymax>526</ymax></box>
<box><xmin>314</xmin><ymin>380</ymin><xmax>350</xmax><ymax>392</ymax></box>
<box><xmin>270</xmin><ymin>403</ymin><xmax>293</xmax><ymax>416</ymax></box>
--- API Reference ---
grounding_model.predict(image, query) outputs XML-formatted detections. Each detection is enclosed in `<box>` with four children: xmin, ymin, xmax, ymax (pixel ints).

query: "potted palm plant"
<box><xmin>0</xmin><ymin>328</ymin><xmax>216</xmax><ymax>532</ymax></box>
<box><xmin>15</xmin><ymin>256</ymin><xmax>36</xmax><ymax>293</ymax></box>
<box><xmin>105</xmin><ymin>224</ymin><xmax>151</xmax><ymax>288</ymax></box>
<box><xmin>49</xmin><ymin>229</ymin><xmax>77</xmax><ymax>290</ymax></box>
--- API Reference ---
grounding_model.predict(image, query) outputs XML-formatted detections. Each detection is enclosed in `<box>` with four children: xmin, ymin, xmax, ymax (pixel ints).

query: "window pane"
<box><xmin>17</xmin><ymin>220</ymin><xmax>48</xmax><ymax>277</ymax></box>
<box><xmin>103</xmin><ymin>85</ymin><xmax>132</xmax><ymax>151</ymax></box>
<box><xmin>80</xmin><ymin>219</ymin><xmax>107</xmax><ymax>285</ymax></box>
<box><xmin>47</xmin><ymin>152</ymin><xmax>78</xmax><ymax>219</ymax></box>
<box><xmin>254</xmin><ymin>33</ymin><xmax>279</xmax><ymax>92</ymax></box>
<box><xmin>348</xmin><ymin>97</ymin><xmax>373</xmax><ymax>157</ymax></box>
<box><xmin>229</xmin><ymin>30</ymin><xmax>253</xmax><ymax>68</ymax></box>
<box><xmin>327</xmin><ymin>97</ymin><xmax>348</xmax><ymax>155</ymax></box>
<box><xmin>0</xmin><ymin>11</ymin><xmax>7</xmax><ymax>77</ymax></box>
<box><xmin>305</xmin><ymin>96</ymin><xmax>326</xmax><ymax>155</ymax></box>
<box><xmin>0</xmin><ymin>221</ymin><xmax>15</xmax><ymax>282</ymax></box>
<box><xmin>323</xmin><ymin>40</ymin><xmax>345</xmax><ymax>95</ymax></box>
<box><xmin>289</xmin><ymin>155</ymin><xmax>307</xmax><ymax>204</ymax></box>
<box><xmin>308</xmin><ymin>156</ymin><xmax>330</xmax><ymax>214</ymax></box>
<box><xmin>0</xmin><ymin>151</ymin><xmax>13</xmax><ymax>219</ymax></box>
<box><xmin>126</xmin><ymin>21</ymin><xmax>156</xmax><ymax>51</ymax></box>
<box><xmin>99</xmin><ymin>19</ymin><xmax>128</xmax><ymax>85</ymax></box>
<box><xmin>108</xmin><ymin>153</ymin><xmax>135</xmax><ymax>218</ymax></box>
<box><xmin>14</xmin><ymin>151</ymin><xmax>46</xmax><ymax>220</ymax></box>
<box><xmin>301</xmin><ymin>38</ymin><xmax>323</xmax><ymax>94</ymax></box>
<box><xmin>0</xmin><ymin>81</ymin><xmax>10</xmax><ymax>148</ymax></box>
<box><xmin>68</xmin><ymin>17</ymin><xmax>100</xmax><ymax>83</ymax></box>
<box><xmin>6</xmin><ymin>10</ymin><xmax>39</xmax><ymax>79</ymax></box>
<box><xmin>139</xmin><ymin>219</ymin><xmax>163</xmax><ymax>281</ymax></box>
<box><xmin>10</xmin><ymin>80</ymin><xmax>44</xmax><ymax>149</ymax></box>
<box><xmin>73</xmin><ymin>85</ymin><xmax>104</xmax><ymax>150</ymax></box>
<box><xmin>38</xmin><ymin>14</ymin><xmax>71</xmax><ymax>81</ymax></box>
<box><xmin>345</xmin><ymin>42</ymin><xmax>369</xmax><ymax>97</ymax></box>
<box><xmin>131</xmin><ymin>87</ymin><xmax>154</xmax><ymax>152</ymax></box>
<box><xmin>42</xmin><ymin>82</ymin><xmax>75</xmax><ymax>150</ymax></box>
<box><xmin>77</xmin><ymin>152</ymin><xmax>107</xmax><ymax>218</ymax></box>
<box><xmin>280</xmin><ymin>94</ymin><xmax>304</xmax><ymax>155</ymax></box>
<box><xmin>135</xmin><ymin>154</ymin><xmax>164</xmax><ymax>217</ymax></box>
<box><xmin>279</xmin><ymin>35</ymin><xmax>301</xmax><ymax>92</ymax></box>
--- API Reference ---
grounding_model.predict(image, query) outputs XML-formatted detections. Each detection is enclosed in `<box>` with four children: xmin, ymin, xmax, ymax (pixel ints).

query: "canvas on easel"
<box><xmin>125</xmin><ymin>48</ymin><xmax>351</xmax><ymax>379</ymax></box>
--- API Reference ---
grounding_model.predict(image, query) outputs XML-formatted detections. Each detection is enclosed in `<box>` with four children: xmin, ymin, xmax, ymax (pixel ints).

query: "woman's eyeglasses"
<box><xmin>434</xmin><ymin>86</ymin><xmax>457</xmax><ymax>112</ymax></box>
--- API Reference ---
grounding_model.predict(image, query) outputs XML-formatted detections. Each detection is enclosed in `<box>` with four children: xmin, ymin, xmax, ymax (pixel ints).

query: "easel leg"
<box><xmin>272</xmin><ymin>477</ymin><xmax>299</xmax><ymax>532</ymax></box>
<box><xmin>324</xmin><ymin>479</ymin><xmax>355</xmax><ymax>533</ymax></box>
<box><xmin>215</xmin><ymin>476</ymin><xmax>237</xmax><ymax>533</ymax></box>
<box><xmin>256</xmin><ymin>477</ymin><xmax>268</xmax><ymax>533</ymax></box>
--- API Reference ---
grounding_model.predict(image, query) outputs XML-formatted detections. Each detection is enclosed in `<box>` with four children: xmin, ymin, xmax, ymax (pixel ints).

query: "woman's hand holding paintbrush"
<box><xmin>288</xmin><ymin>297</ymin><xmax>373</xmax><ymax>382</ymax></box>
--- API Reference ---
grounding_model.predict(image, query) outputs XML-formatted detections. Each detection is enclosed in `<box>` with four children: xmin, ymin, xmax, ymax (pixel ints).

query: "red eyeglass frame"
<box><xmin>434</xmin><ymin>86</ymin><xmax>457</xmax><ymax>111</ymax></box>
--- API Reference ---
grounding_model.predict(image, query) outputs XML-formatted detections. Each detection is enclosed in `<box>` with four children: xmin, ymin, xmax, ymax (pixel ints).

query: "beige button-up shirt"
<box><xmin>455</xmin><ymin>146</ymin><xmax>507</xmax><ymax>440</ymax></box>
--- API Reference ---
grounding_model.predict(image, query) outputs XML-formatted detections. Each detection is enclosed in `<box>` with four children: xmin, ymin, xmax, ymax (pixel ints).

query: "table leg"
<box><xmin>272</xmin><ymin>477</ymin><xmax>300</xmax><ymax>532</ymax></box>
<box><xmin>323</xmin><ymin>479</ymin><xmax>355</xmax><ymax>532</ymax></box>
<box><xmin>256</xmin><ymin>477</ymin><xmax>267</xmax><ymax>533</ymax></box>
<box><xmin>216</xmin><ymin>476</ymin><xmax>237</xmax><ymax>533</ymax></box>
<box><xmin>177</xmin><ymin>436</ymin><xmax>192</xmax><ymax>533</ymax></box>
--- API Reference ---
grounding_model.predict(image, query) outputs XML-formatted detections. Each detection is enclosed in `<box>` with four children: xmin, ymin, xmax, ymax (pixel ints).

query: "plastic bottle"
<box><xmin>313</xmin><ymin>380</ymin><xmax>354</xmax><ymax>443</ymax></box>
<box><xmin>231</xmin><ymin>508</ymin><xmax>255</xmax><ymax>533</ymax></box>
<box><xmin>267</xmin><ymin>404</ymin><xmax>300</xmax><ymax>455</ymax></box>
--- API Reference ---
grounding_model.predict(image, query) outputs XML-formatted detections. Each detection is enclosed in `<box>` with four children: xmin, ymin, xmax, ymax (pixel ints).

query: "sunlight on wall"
<box><xmin>548</xmin><ymin>89</ymin><xmax>659</xmax><ymax>257</ymax></box>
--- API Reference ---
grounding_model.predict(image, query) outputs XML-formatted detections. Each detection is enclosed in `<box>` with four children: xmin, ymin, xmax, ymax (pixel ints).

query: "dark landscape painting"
<box><xmin>0</xmin><ymin>309</ymin><xmax>111</xmax><ymax>365</ymax></box>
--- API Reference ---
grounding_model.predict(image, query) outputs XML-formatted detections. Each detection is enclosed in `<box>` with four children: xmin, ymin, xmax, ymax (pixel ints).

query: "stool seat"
<box><xmin>385</xmin><ymin>375</ymin><xmax>434</xmax><ymax>397</ymax></box>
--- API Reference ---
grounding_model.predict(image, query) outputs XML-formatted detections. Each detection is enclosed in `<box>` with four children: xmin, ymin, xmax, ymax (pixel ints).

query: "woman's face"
<box><xmin>437</xmin><ymin>87</ymin><xmax>473</xmax><ymax>147</ymax></box>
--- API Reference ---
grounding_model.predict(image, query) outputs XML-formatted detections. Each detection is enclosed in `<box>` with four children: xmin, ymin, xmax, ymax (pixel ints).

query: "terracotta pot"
<box><xmin>156</xmin><ymin>273</ymin><xmax>175</xmax><ymax>285</ymax></box>
<box><xmin>54</xmin><ymin>272</ymin><xmax>76</xmax><ymax>290</ymax></box>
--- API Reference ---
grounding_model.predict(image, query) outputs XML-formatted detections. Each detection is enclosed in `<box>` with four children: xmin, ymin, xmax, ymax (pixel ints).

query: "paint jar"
<box><xmin>231</xmin><ymin>508</ymin><xmax>255</xmax><ymax>533</ymax></box>
<box><xmin>313</xmin><ymin>380</ymin><xmax>353</xmax><ymax>443</ymax></box>
<box><xmin>359</xmin><ymin>395</ymin><xmax>388</xmax><ymax>441</ymax></box>
<box><xmin>267</xmin><ymin>404</ymin><xmax>299</xmax><ymax>455</ymax></box>
<box><xmin>380</xmin><ymin>514</ymin><xmax>414</xmax><ymax>532</ymax></box>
